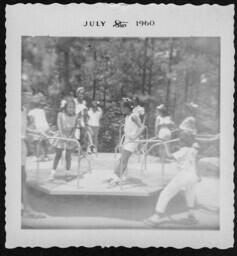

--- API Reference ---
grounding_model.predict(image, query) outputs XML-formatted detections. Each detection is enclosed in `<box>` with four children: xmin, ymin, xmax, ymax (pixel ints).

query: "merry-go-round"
<box><xmin>26</xmin><ymin>125</ymin><xmax>219</xmax><ymax>197</ymax></box>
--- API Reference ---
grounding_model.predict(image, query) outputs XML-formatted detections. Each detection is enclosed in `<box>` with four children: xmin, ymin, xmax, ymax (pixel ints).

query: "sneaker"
<box><xmin>144</xmin><ymin>213</ymin><xmax>163</xmax><ymax>226</ymax></box>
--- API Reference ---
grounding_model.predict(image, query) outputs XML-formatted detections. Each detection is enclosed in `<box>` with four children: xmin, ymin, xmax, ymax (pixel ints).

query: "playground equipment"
<box><xmin>27</xmin><ymin>129</ymin><xmax>95</xmax><ymax>188</ymax></box>
<box><xmin>26</xmin><ymin>125</ymin><xmax>219</xmax><ymax>196</ymax></box>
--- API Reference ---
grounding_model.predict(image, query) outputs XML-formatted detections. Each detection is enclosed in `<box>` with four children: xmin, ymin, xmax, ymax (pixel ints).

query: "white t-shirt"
<box><xmin>156</xmin><ymin>116</ymin><xmax>172</xmax><ymax>127</ymax></box>
<box><xmin>124</xmin><ymin>113</ymin><xmax>139</xmax><ymax>140</ymax></box>
<box><xmin>172</xmin><ymin>147</ymin><xmax>198</xmax><ymax>173</ymax></box>
<box><xmin>88</xmin><ymin>107</ymin><xmax>102</xmax><ymax>127</ymax></box>
<box><xmin>28</xmin><ymin>108</ymin><xmax>49</xmax><ymax>132</ymax></box>
<box><xmin>75</xmin><ymin>100</ymin><xmax>87</xmax><ymax>115</ymax></box>
<box><xmin>179</xmin><ymin>116</ymin><xmax>197</xmax><ymax>135</ymax></box>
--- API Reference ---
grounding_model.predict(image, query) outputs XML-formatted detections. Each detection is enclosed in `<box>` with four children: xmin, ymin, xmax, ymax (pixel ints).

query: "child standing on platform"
<box><xmin>88</xmin><ymin>100</ymin><xmax>103</xmax><ymax>152</ymax></box>
<box><xmin>179</xmin><ymin>102</ymin><xmax>198</xmax><ymax>135</ymax></box>
<box><xmin>74</xmin><ymin>87</ymin><xmax>88</xmax><ymax>151</ymax></box>
<box><xmin>21</xmin><ymin>93</ymin><xmax>47</xmax><ymax>218</ymax></box>
<box><xmin>146</xmin><ymin>131</ymin><xmax>199</xmax><ymax>226</ymax></box>
<box><xmin>28</xmin><ymin>95</ymin><xmax>50</xmax><ymax>161</ymax></box>
<box><xmin>49</xmin><ymin>100</ymin><xmax>78</xmax><ymax>179</ymax></box>
<box><xmin>108</xmin><ymin>98</ymin><xmax>145</xmax><ymax>185</ymax></box>
<box><xmin>155</xmin><ymin>104</ymin><xmax>174</xmax><ymax>161</ymax></box>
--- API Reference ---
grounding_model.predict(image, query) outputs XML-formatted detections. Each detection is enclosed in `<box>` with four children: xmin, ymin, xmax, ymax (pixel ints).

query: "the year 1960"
<box><xmin>136</xmin><ymin>20</ymin><xmax>155</xmax><ymax>26</ymax></box>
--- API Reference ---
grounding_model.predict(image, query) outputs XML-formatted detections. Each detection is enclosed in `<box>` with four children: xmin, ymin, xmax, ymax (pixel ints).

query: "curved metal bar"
<box><xmin>27</xmin><ymin>130</ymin><xmax>85</xmax><ymax>188</ymax></box>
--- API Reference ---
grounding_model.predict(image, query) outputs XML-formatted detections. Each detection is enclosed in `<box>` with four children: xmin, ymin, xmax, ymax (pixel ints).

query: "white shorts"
<box><xmin>123</xmin><ymin>140</ymin><xmax>138</xmax><ymax>153</ymax></box>
<box><xmin>158</xmin><ymin>128</ymin><xmax>171</xmax><ymax>140</ymax></box>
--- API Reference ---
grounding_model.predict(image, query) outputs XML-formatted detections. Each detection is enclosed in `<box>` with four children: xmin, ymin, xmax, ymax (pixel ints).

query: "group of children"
<box><xmin>22</xmin><ymin>87</ymin><xmax>205</xmax><ymax>225</ymax></box>
<box><xmin>23</xmin><ymin>87</ymin><xmax>103</xmax><ymax>181</ymax></box>
<box><xmin>104</xmin><ymin>97</ymin><xmax>201</xmax><ymax>226</ymax></box>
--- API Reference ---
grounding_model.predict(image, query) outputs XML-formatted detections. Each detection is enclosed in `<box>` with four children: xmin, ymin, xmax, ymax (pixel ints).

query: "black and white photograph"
<box><xmin>21</xmin><ymin>36</ymin><xmax>221</xmax><ymax>230</ymax></box>
<box><xmin>5</xmin><ymin>4</ymin><xmax>234</xmax><ymax>248</ymax></box>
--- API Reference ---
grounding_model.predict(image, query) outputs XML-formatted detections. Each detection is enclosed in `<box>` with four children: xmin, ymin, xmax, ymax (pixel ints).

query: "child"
<box><xmin>155</xmin><ymin>104</ymin><xmax>174</xmax><ymax>161</ymax></box>
<box><xmin>75</xmin><ymin>87</ymin><xmax>88</xmax><ymax>151</ymax></box>
<box><xmin>49</xmin><ymin>100</ymin><xmax>78</xmax><ymax>179</ymax></box>
<box><xmin>21</xmin><ymin>95</ymin><xmax>46</xmax><ymax>218</ymax></box>
<box><xmin>155</xmin><ymin>104</ymin><xmax>173</xmax><ymax>140</ymax></box>
<box><xmin>132</xmin><ymin>96</ymin><xmax>145</xmax><ymax>124</ymax></box>
<box><xmin>146</xmin><ymin>131</ymin><xmax>199</xmax><ymax>226</ymax></box>
<box><xmin>108</xmin><ymin>97</ymin><xmax>145</xmax><ymax>185</ymax></box>
<box><xmin>88</xmin><ymin>100</ymin><xmax>103</xmax><ymax>152</ymax></box>
<box><xmin>179</xmin><ymin>102</ymin><xmax>198</xmax><ymax>135</ymax></box>
<box><xmin>28</xmin><ymin>95</ymin><xmax>50</xmax><ymax>161</ymax></box>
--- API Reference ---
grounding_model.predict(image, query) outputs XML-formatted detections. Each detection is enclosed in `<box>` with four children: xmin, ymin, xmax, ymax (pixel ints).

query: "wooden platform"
<box><xmin>26</xmin><ymin>153</ymin><xmax>179</xmax><ymax>197</ymax></box>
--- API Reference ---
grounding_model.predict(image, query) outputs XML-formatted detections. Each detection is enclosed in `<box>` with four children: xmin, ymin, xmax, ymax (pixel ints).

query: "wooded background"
<box><xmin>22</xmin><ymin>37</ymin><xmax>220</xmax><ymax>154</ymax></box>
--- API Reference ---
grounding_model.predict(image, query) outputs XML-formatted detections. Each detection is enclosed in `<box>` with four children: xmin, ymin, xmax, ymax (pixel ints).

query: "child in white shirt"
<box><xmin>108</xmin><ymin>98</ymin><xmax>145</xmax><ymax>185</ymax></box>
<box><xmin>88</xmin><ymin>100</ymin><xmax>103</xmax><ymax>152</ymax></box>
<box><xmin>179</xmin><ymin>102</ymin><xmax>198</xmax><ymax>135</ymax></box>
<box><xmin>146</xmin><ymin>131</ymin><xmax>199</xmax><ymax>226</ymax></box>
<box><xmin>28</xmin><ymin>100</ymin><xmax>50</xmax><ymax>161</ymax></box>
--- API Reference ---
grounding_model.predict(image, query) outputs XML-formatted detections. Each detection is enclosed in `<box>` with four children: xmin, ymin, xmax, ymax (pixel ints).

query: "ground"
<box><xmin>22</xmin><ymin>153</ymin><xmax>219</xmax><ymax>229</ymax></box>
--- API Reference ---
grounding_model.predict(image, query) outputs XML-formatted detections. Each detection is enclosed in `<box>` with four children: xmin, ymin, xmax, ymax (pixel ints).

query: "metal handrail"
<box><xmin>26</xmin><ymin>130</ymin><xmax>91</xmax><ymax>188</ymax></box>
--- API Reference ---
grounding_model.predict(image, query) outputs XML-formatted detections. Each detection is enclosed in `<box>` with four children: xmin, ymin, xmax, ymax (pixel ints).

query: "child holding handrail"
<box><xmin>108</xmin><ymin>97</ymin><xmax>145</xmax><ymax>186</ymax></box>
<box><xmin>145</xmin><ymin>131</ymin><xmax>200</xmax><ymax>226</ymax></box>
<box><xmin>49</xmin><ymin>99</ymin><xmax>78</xmax><ymax>180</ymax></box>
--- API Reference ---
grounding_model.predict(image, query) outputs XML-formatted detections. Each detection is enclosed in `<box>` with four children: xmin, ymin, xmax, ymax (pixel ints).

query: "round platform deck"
<box><xmin>26</xmin><ymin>153</ymin><xmax>178</xmax><ymax>197</ymax></box>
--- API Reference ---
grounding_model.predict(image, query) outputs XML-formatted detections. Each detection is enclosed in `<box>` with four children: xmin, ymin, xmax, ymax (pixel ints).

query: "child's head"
<box><xmin>156</xmin><ymin>104</ymin><xmax>168</xmax><ymax>117</ymax></box>
<box><xmin>120</xmin><ymin>97</ymin><xmax>134</xmax><ymax>115</ymax></box>
<box><xmin>132</xmin><ymin>96</ymin><xmax>140</xmax><ymax>107</ymax></box>
<box><xmin>76</xmin><ymin>87</ymin><xmax>85</xmax><ymax>101</ymax></box>
<box><xmin>65</xmin><ymin>100</ymin><xmax>75</xmax><ymax>116</ymax></box>
<box><xmin>179</xmin><ymin>130</ymin><xmax>195</xmax><ymax>147</ymax></box>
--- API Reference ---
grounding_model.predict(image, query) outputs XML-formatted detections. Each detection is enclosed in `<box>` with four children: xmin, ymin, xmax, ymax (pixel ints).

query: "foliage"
<box><xmin>22</xmin><ymin>37</ymin><xmax>220</xmax><ymax>154</ymax></box>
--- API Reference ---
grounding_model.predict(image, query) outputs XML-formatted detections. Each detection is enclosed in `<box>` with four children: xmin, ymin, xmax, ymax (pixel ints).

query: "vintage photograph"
<box><xmin>21</xmin><ymin>36</ymin><xmax>220</xmax><ymax>230</ymax></box>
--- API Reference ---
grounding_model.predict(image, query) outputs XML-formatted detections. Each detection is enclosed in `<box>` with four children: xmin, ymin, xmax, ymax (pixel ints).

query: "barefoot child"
<box><xmin>49</xmin><ymin>100</ymin><xmax>78</xmax><ymax>179</ymax></box>
<box><xmin>108</xmin><ymin>97</ymin><xmax>145</xmax><ymax>185</ymax></box>
<box><xmin>146</xmin><ymin>131</ymin><xmax>199</xmax><ymax>226</ymax></box>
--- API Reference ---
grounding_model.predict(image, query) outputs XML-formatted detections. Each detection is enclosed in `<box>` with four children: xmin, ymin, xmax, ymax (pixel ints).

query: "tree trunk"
<box><xmin>92</xmin><ymin>44</ymin><xmax>97</xmax><ymax>100</ymax></box>
<box><xmin>141</xmin><ymin>38</ymin><xmax>148</xmax><ymax>94</ymax></box>
<box><xmin>148</xmin><ymin>38</ymin><xmax>155</xmax><ymax>95</ymax></box>
<box><xmin>184</xmin><ymin>70</ymin><xmax>190</xmax><ymax>103</ymax></box>
<box><xmin>103</xmin><ymin>87</ymin><xmax>106</xmax><ymax>111</ymax></box>
<box><xmin>64</xmin><ymin>50</ymin><xmax>70</xmax><ymax>92</ymax></box>
<box><xmin>166</xmin><ymin>39</ymin><xmax>174</xmax><ymax>112</ymax></box>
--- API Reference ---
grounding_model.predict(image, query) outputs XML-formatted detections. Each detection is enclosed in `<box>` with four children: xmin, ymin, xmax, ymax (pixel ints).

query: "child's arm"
<box><xmin>130</xmin><ymin>115</ymin><xmax>145</xmax><ymax>140</ymax></box>
<box><xmin>57</xmin><ymin>113</ymin><xmax>64</xmax><ymax>137</ymax></box>
<box><xmin>163</xmin><ymin>143</ymin><xmax>176</xmax><ymax>160</ymax></box>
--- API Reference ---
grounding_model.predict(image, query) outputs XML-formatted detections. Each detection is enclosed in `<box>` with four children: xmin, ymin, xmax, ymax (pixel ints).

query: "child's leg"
<box><xmin>34</xmin><ymin>140</ymin><xmax>41</xmax><ymax>159</ymax></box>
<box><xmin>155</xmin><ymin>172</ymin><xmax>187</xmax><ymax>214</ymax></box>
<box><xmin>53</xmin><ymin>148</ymin><xmax>63</xmax><ymax>170</ymax></box>
<box><xmin>185</xmin><ymin>183</ymin><xmax>197</xmax><ymax>218</ymax></box>
<box><xmin>93</xmin><ymin>127</ymin><xmax>99</xmax><ymax>149</ymax></box>
<box><xmin>114</xmin><ymin>149</ymin><xmax>132</xmax><ymax>178</ymax></box>
<box><xmin>41</xmin><ymin>139</ymin><xmax>48</xmax><ymax>158</ymax></box>
<box><xmin>65</xmin><ymin>149</ymin><xmax>72</xmax><ymax>170</ymax></box>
